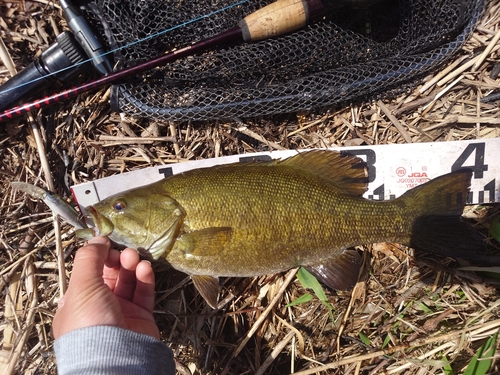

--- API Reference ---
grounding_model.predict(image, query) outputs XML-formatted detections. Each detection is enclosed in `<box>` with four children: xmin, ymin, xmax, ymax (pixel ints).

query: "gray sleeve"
<box><xmin>54</xmin><ymin>325</ymin><xmax>176</xmax><ymax>375</ymax></box>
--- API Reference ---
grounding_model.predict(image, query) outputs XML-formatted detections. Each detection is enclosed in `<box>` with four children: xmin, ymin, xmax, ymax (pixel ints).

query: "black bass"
<box><xmin>77</xmin><ymin>150</ymin><xmax>486</xmax><ymax>307</ymax></box>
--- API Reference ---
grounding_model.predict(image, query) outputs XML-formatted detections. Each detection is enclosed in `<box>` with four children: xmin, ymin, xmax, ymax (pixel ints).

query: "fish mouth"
<box><xmin>87</xmin><ymin>206</ymin><xmax>114</xmax><ymax>237</ymax></box>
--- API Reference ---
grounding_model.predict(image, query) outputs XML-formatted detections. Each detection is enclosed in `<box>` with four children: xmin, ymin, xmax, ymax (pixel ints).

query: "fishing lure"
<box><xmin>11</xmin><ymin>182</ymin><xmax>86</xmax><ymax>230</ymax></box>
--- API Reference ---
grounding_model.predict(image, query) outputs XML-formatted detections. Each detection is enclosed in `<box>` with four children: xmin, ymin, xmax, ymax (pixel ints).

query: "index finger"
<box><xmin>102</xmin><ymin>249</ymin><xmax>122</xmax><ymax>291</ymax></box>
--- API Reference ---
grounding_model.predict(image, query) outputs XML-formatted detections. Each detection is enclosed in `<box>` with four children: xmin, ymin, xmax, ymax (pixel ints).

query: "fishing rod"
<box><xmin>0</xmin><ymin>0</ymin><xmax>328</xmax><ymax>123</ymax></box>
<box><xmin>0</xmin><ymin>0</ymin><xmax>385</xmax><ymax>123</ymax></box>
<box><xmin>0</xmin><ymin>0</ymin><xmax>112</xmax><ymax>113</ymax></box>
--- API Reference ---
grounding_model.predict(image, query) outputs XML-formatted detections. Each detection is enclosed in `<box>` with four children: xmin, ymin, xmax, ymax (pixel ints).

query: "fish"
<box><xmin>76</xmin><ymin>150</ymin><xmax>488</xmax><ymax>308</ymax></box>
<box><xmin>11</xmin><ymin>181</ymin><xmax>87</xmax><ymax>230</ymax></box>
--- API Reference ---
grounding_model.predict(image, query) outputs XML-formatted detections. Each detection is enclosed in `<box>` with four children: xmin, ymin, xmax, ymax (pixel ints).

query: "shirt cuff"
<box><xmin>54</xmin><ymin>325</ymin><xmax>175</xmax><ymax>375</ymax></box>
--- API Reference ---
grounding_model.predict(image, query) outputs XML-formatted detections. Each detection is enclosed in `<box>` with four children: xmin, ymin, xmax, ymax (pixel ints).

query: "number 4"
<box><xmin>451</xmin><ymin>143</ymin><xmax>488</xmax><ymax>179</ymax></box>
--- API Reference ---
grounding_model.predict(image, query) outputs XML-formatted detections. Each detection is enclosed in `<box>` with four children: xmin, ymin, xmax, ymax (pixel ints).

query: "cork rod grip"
<box><xmin>239</xmin><ymin>0</ymin><xmax>325</xmax><ymax>42</ymax></box>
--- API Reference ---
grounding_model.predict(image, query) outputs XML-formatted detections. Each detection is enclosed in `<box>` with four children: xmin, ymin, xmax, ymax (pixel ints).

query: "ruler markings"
<box><xmin>72</xmin><ymin>138</ymin><xmax>500</xmax><ymax>212</ymax></box>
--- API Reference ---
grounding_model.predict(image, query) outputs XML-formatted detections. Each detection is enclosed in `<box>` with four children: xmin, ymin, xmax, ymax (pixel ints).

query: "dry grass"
<box><xmin>1</xmin><ymin>1</ymin><xmax>500</xmax><ymax>374</ymax></box>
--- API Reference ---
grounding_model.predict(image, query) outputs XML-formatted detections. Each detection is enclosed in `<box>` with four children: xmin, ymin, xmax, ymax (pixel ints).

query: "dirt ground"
<box><xmin>0</xmin><ymin>1</ymin><xmax>500</xmax><ymax>374</ymax></box>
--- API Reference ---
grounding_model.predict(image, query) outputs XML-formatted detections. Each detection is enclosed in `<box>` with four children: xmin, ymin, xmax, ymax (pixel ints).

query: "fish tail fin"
<box><xmin>403</xmin><ymin>169</ymin><xmax>472</xmax><ymax>218</ymax></box>
<box><xmin>401</xmin><ymin>170</ymin><xmax>493</xmax><ymax>262</ymax></box>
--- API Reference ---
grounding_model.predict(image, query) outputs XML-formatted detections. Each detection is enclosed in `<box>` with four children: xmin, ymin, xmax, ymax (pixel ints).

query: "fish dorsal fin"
<box><xmin>191</xmin><ymin>275</ymin><xmax>220</xmax><ymax>308</ymax></box>
<box><xmin>306</xmin><ymin>249</ymin><xmax>362</xmax><ymax>291</ymax></box>
<box><xmin>280</xmin><ymin>150</ymin><xmax>368</xmax><ymax>196</ymax></box>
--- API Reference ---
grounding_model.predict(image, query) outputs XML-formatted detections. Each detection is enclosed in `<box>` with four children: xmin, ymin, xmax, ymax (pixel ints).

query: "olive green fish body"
<box><xmin>161</xmin><ymin>164</ymin><xmax>409</xmax><ymax>277</ymax></box>
<box><xmin>80</xmin><ymin>150</ymin><xmax>485</xmax><ymax>307</ymax></box>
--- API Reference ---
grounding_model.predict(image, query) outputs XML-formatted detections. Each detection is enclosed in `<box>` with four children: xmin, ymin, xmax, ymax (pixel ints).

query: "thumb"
<box><xmin>69</xmin><ymin>236</ymin><xmax>111</xmax><ymax>288</ymax></box>
<box><xmin>53</xmin><ymin>236</ymin><xmax>114</xmax><ymax>339</ymax></box>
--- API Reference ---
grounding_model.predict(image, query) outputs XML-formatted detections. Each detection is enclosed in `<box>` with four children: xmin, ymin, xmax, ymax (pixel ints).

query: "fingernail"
<box><xmin>88</xmin><ymin>236</ymin><xmax>108</xmax><ymax>245</ymax></box>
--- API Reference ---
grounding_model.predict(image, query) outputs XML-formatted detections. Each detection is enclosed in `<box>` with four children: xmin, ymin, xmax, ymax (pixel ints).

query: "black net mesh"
<box><xmin>83</xmin><ymin>0</ymin><xmax>484</xmax><ymax>121</ymax></box>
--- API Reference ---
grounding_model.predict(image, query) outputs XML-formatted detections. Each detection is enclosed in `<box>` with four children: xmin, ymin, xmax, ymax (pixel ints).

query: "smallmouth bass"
<box><xmin>78</xmin><ymin>150</ymin><xmax>487</xmax><ymax>308</ymax></box>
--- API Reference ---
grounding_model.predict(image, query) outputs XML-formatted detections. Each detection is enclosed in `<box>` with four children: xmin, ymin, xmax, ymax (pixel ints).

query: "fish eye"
<box><xmin>113</xmin><ymin>199</ymin><xmax>127</xmax><ymax>212</ymax></box>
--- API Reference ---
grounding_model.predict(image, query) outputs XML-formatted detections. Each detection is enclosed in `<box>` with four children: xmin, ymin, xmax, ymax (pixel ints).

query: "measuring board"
<box><xmin>72</xmin><ymin>138</ymin><xmax>500</xmax><ymax>213</ymax></box>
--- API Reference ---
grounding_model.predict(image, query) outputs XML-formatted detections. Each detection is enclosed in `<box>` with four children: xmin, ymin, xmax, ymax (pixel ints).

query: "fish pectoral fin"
<box><xmin>306</xmin><ymin>249</ymin><xmax>362</xmax><ymax>291</ymax></box>
<box><xmin>178</xmin><ymin>227</ymin><xmax>233</xmax><ymax>257</ymax></box>
<box><xmin>191</xmin><ymin>275</ymin><xmax>220</xmax><ymax>309</ymax></box>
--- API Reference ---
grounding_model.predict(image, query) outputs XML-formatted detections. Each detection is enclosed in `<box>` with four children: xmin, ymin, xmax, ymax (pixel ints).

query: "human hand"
<box><xmin>52</xmin><ymin>236</ymin><xmax>160</xmax><ymax>339</ymax></box>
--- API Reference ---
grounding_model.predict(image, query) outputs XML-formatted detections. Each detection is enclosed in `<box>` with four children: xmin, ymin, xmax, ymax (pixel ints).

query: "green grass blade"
<box><xmin>381</xmin><ymin>334</ymin><xmax>391</xmax><ymax>349</ymax></box>
<box><xmin>417</xmin><ymin>302</ymin><xmax>433</xmax><ymax>314</ymax></box>
<box><xmin>442</xmin><ymin>356</ymin><xmax>454</xmax><ymax>375</ymax></box>
<box><xmin>489</xmin><ymin>215</ymin><xmax>500</xmax><ymax>242</ymax></box>
<box><xmin>296</xmin><ymin>267</ymin><xmax>336</xmax><ymax>325</ymax></box>
<box><xmin>297</xmin><ymin>267</ymin><xmax>328</xmax><ymax>302</ymax></box>
<box><xmin>458</xmin><ymin>266</ymin><xmax>500</xmax><ymax>280</ymax></box>
<box><xmin>463</xmin><ymin>330</ymin><xmax>499</xmax><ymax>375</ymax></box>
<box><xmin>285</xmin><ymin>293</ymin><xmax>314</xmax><ymax>308</ymax></box>
<box><xmin>359</xmin><ymin>332</ymin><xmax>371</xmax><ymax>346</ymax></box>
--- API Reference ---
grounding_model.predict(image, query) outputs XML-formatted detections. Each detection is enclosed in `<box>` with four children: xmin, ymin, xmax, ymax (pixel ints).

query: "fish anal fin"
<box><xmin>191</xmin><ymin>275</ymin><xmax>220</xmax><ymax>308</ymax></box>
<box><xmin>280</xmin><ymin>150</ymin><xmax>368</xmax><ymax>196</ymax></box>
<box><xmin>178</xmin><ymin>227</ymin><xmax>232</xmax><ymax>257</ymax></box>
<box><xmin>306</xmin><ymin>249</ymin><xmax>362</xmax><ymax>291</ymax></box>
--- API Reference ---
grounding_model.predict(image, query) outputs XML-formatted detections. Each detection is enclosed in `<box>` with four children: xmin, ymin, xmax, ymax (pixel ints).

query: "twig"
<box><xmin>235</xmin><ymin>125</ymin><xmax>287</xmax><ymax>150</ymax></box>
<box><xmin>220</xmin><ymin>268</ymin><xmax>298</xmax><ymax>375</ymax></box>
<box><xmin>287</xmin><ymin>118</ymin><xmax>324</xmax><ymax>137</ymax></box>
<box><xmin>3</xmin><ymin>217</ymin><xmax>53</xmax><ymax>235</ymax></box>
<box><xmin>418</xmin><ymin>56</ymin><xmax>468</xmax><ymax>94</ymax></box>
<box><xmin>377</xmin><ymin>101</ymin><xmax>412</xmax><ymax>143</ymax></box>
<box><xmin>292</xmin><ymin>319</ymin><xmax>500</xmax><ymax>375</ymax></box>
<box><xmin>423</xmin><ymin>116</ymin><xmax>500</xmax><ymax>125</ymax></box>
<box><xmin>422</xmin><ymin>75</ymin><xmax>464</xmax><ymax>115</ymax></box>
<box><xmin>275</xmin><ymin>315</ymin><xmax>305</xmax><ymax>355</ymax></box>
<box><xmin>28</xmin><ymin>116</ymin><xmax>67</xmax><ymax>296</ymax></box>
<box><xmin>54</xmin><ymin>219</ymin><xmax>67</xmax><ymax>296</ymax></box>
<box><xmin>0</xmin><ymin>247</ymin><xmax>41</xmax><ymax>278</ymax></box>
<box><xmin>387</xmin><ymin>341</ymin><xmax>456</xmax><ymax>374</ymax></box>
<box><xmin>255</xmin><ymin>330</ymin><xmax>295</xmax><ymax>375</ymax></box>
<box><xmin>435</xmin><ymin>45</ymin><xmax>500</xmax><ymax>87</ymax></box>
<box><xmin>1</xmin><ymin>260</ymin><xmax>38</xmax><ymax>375</ymax></box>
<box><xmin>455</xmin><ymin>115</ymin><xmax>500</xmax><ymax>124</ymax></box>
<box><xmin>169</xmin><ymin>122</ymin><xmax>181</xmax><ymax>156</ymax></box>
<box><xmin>0</xmin><ymin>272</ymin><xmax>21</xmax><ymax>374</ymax></box>
<box><xmin>472</xmin><ymin>28</ymin><xmax>500</xmax><ymax>71</ymax></box>
<box><xmin>97</xmin><ymin>135</ymin><xmax>175</xmax><ymax>142</ymax></box>
<box><xmin>0</xmin><ymin>37</ymin><xmax>17</xmax><ymax>76</ymax></box>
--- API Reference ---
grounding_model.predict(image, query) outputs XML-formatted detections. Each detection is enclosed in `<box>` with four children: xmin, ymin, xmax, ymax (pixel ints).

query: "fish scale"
<box><xmin>78</xmin><ymin>150</ymin><xmax>488</xmax><ymax>308</ymax></box>
<box><xmin>164</xmin><ymin>165</ymin><xmax>405</xmax><ymax>275</ymax></box>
